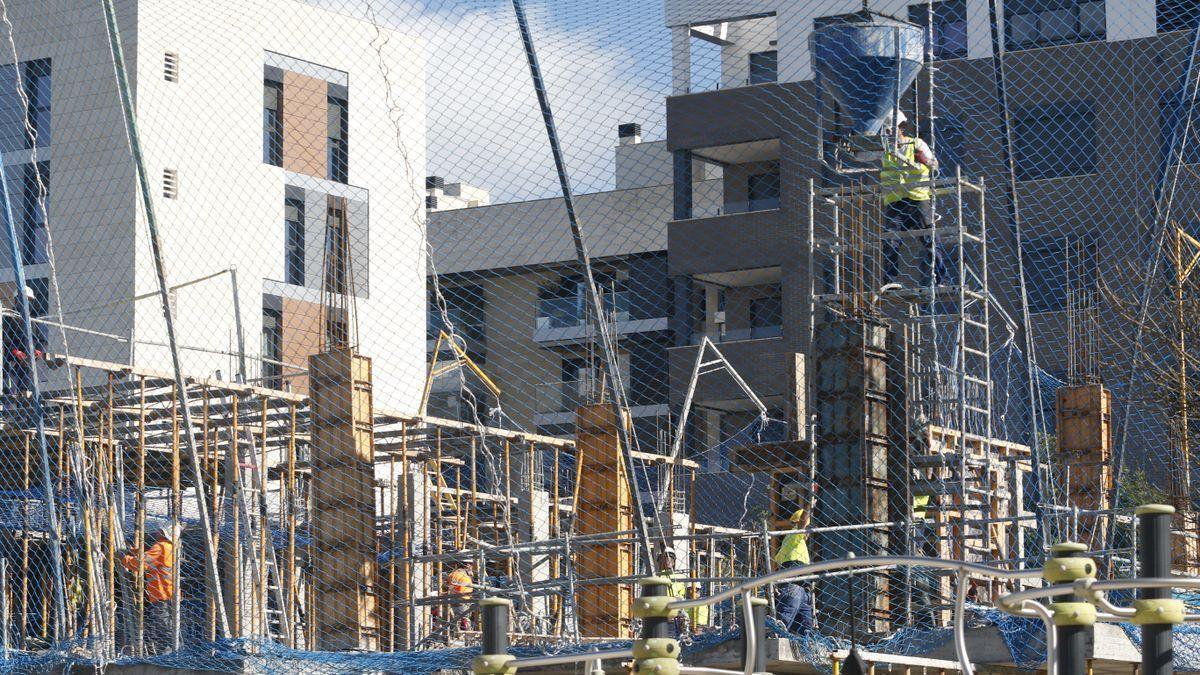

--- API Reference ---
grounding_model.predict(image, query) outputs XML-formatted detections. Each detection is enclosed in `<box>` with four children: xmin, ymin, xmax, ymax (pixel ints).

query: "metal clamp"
<box><xmin>1048</xmin><ymin>601</ymin><xmax>1097</xmax><ymax>627</ymax></box>
<box><xmin>634</xmin><ymin>595</ymin><xmax>681</xmax><ymax>619</ymax></box>
<box><xmin>473</xmin><ymin>654</ymin><xmax>518</xmax><ymax>675</ymax></box>
<box><xmin>1132</xmin><ymin>599</ymin><xmax>1186</xmax><ymax>626</ymax></box>
<box><xmin>634</xmin><ymin>638</ymin><xmax>681</xmax><ymax>660</ymax></box>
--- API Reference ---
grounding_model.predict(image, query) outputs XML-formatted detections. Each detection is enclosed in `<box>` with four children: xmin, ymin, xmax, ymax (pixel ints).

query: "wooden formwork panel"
<box><xmin>309</xmin><ymin>349</ymin><xmax>379</xmax><ymax>651</ymax></box>
<box><xmin>573</xmin><ymin>404</ymin><xmax>633</xmax><ymax>637</ymax></box>
<box><xmin>1056</xmin><ymin>385</ymin><xmax>1112</xmax><ymax>515</ymax></box>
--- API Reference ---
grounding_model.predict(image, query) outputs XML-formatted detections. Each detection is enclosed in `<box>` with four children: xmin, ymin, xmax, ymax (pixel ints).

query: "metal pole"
<box><xmin>1051</xmin><ymin>543</ymin><xmax>1088</xmax><ymax>675</ymax></box>
<box><xmin>473</xmin><ymin>598</ymin><xmax>514</xmax><ymax>675</ymax></box>
<box><xmin>0</xmin><ymin>139</ymin><xmax>66</xmax><ymax>642</ymax></box>
<box><xmin>229</xmin><ymin>267</ymin><xmax>247</xmax><ymax>383</ymax></box>
<box><xmin>509</xmin><ymin>0</ymin><xmax>658</xmax><ymax>570</ymax></box>
<box><xmin>1</xmin><ymin>558</ymin><xmax>9</xmax><ymax>658</ymax></box>
<box><xmin>99</xmin><ymin>0</ymin><xmax>230</xmax><ymax>637</ymax></box>
<box><xmin>741</xmin><ymin>596</ymin><xmax>767</xmax><ymax>674</ymax></box>
<box><xmin>1138</xmin><ymin>505</ymin><xmax>1175</xmax><ymax>675</ymax></box>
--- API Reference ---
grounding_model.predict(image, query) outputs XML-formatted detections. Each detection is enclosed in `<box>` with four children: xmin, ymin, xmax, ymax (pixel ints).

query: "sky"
<box><xmin>308</xmin><ymin>0</ymin><xmax>675</xmax><ymax>203</ymax></box>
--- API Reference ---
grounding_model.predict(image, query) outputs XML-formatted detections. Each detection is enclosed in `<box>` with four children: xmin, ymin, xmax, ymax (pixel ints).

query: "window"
<box><xmin>0</xmin><ymin>59</ymin><xmax>51</xmax><ymax>152</ymax></box>
<box><xmin>24</xmin><ymin>59</ymin><xmax>49</xmax><ymax>148</ymax></box>
<box><xmin>1026</xmin><ymin>237</ymin><xmax>1069</xmax><ymax>313</ymax></box>
<box><xmin>328</xmin><ymin>95</ymin><xmax>348</xmax><ymax>183</ymax></box>
<box><xmin>748</xmin><ymin>50</ymin><xmax>778</xmax><ymax>85</ymax></box>
<box><xmin>20</xmin><ymin>163</ymin><xmax>47</xmax><ymax>266</ymax></box>
<box><xmin>1160</xmin><ymin>89</ymin><xmax>1200</xmax><ymax>166</ymax></box>
<box><xmin>428</xmin><ymin>284</ymin><xmax>485</xmax><ymax>346</ymax></box>
<box><xmin>26</xmin><ymin>277</ymin><xmax>49</xmax><ymax>318</ymax></box>
<box><xmin>908</xmin><ymin>0</ymin><xmax>968</xmax><ymax>59</ymax></box>
<box><xmin>750</xmin><ymin>291</ymin><xmax>783</xmax><ymax>338</ymax></box>
<box><xmin>263</xmin><ymin>78</ymin><xmax>283</xmax><ymax>166</ymax></box>
<box><xmin>284</xmin><ymin>196</ymin><xmax>305</xmax><ymax>286</ymax></box>
<box><xmin>1159</xmin><ymin>0</ymin><xmax>1200</xmax><ymax>32</ymax></box>
<box><xmin>262</xmin><ymin>307</ymin><xmax>282</xmax><ymax>389</ymax></box>
<box><xmin>1005</xmin><ymin>0</ymin><xmax>1104</xmax><ymax>49</ymax></box>
<box><xmin>747</xmin><ymin>171</ymin><xmax>781</xmax><ymax>210</ymax></box>
<box><xmin>163</xmin><ymin>52</ymin><xmax>179</xmax><ymax>83</ymax></box>
<box><xmin>1014</xmin><ymin>101</ymin><xmax>1096</xmax><ymax>180</ymax></box>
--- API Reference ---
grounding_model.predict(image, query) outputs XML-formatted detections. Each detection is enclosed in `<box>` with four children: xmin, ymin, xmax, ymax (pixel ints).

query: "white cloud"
<box><xmin>305</xmin><ymin>0</ymin><xmax>671</xmax><ymax>202</ymax></box>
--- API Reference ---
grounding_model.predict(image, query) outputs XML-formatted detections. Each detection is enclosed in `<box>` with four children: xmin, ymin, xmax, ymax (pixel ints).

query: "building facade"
<box><xmin>0</xmin><ymin>0</ymin><xmax>427</xmax><ymax>410</ymax></box>
<box><xmin>664</xmin><ymin>0</ymin><xmax>1200</xmax><ymax>459</ymax></box>
<box><xmin>427</xmin><ymin>125</ymin><xmax>720</xmax><ymax>452</ymax></box>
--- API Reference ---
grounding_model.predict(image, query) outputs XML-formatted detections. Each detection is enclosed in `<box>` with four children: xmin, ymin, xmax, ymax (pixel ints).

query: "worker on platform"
<box><xmin>3</xmin><ymin>285</ymin><xmax>55</xmax><ymax>424</ymax></box>
<box><xmin>773</xmin><ymin>507</ymin><xmax>813</xmax><ymax>635</ymax></box>
<box><xmin>122</xmin><ymin>522</ymin><xmax>182</xmax><ymax>654</ymax></box>
<box><xmin>445</xmin><ymin>561</ymin><xmax>475</xmax><ymax>631</ymax></box>
<box><xmin>657</xmin><ymin>549</ymin><xmax>708</xmax><ymax>634</ymax></box>
<box><xmin>879</xmin><ymin>110</ymin><xmax>947</xmax><ymax>293</ymax></box>
<box><xmin>911</xmin><ymin>493</ymin><xmax>938</xmax><ymax>628</ymax></box>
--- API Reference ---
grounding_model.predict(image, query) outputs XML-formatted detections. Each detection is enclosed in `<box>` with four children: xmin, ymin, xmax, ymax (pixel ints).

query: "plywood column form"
<box><xmin>812</xmin><ymin>318</ymin><xmax>891</xmax><ymax>635</ymax></box>
<box><xmin>1056</xmin><ymin>384</ymin><xmax>1113</xmax><ymax>548</ymax></box>
<box><xmin>309</xmin><ymin>348</ymin><xmax>378</xmax><ymax>650</ymax></box>
<box><xmin>573</xmin><ymin>404</ymin><xmax>633</xmax><ymax>638</ymax></box>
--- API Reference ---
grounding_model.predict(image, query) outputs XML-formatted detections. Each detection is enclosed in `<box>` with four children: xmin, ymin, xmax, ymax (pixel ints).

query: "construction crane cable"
<box><xmin>99</xmin><ymin>0</ymin><xmax>230</xmax><ymax>638</ymax></box>
<box><xmin>508</xmin><ymin>0</ymin><xmax>660</xmax><ymax>572</ymax></box>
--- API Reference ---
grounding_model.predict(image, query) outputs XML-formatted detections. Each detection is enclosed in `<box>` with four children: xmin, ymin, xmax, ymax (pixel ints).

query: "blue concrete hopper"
<box><xmin>812</xmin><ymin>18</ymin><xmax>925</xmax><ymax>136</ymax></box>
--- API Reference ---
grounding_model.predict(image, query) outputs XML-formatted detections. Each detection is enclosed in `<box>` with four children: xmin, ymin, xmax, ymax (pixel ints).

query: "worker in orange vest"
<box><xmin>445</xmin><ymin>562</ymin><xmax>475</xmax><ymax>630</ymax></box>
<box><xmin>123</xmin><ymin>523</ymin><xmax>181</xmax><ymax>653</ymax></box>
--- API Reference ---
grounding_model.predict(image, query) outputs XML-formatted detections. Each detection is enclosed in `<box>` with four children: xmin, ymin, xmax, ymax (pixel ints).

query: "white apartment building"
<box><xmin>0</xmin><ymin>0</ymin><xmax>427</xmax><ymax>410</ymax></box>
<box><xmin>668</xmin><ymin>0</ymin><xmax>1171</xmax><ymax>94</ymax></box>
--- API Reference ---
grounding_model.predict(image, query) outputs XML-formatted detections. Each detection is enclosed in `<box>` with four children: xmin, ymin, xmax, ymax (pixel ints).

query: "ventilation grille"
<box><xmin>163</xmin><ymin>52</ymin><xmax>179</xmax><ymax>82</ymax></box>
<box><xmin>162</xmin><ymin>169</ymin><xmax>178</xmax><ymax>199</ymax></box>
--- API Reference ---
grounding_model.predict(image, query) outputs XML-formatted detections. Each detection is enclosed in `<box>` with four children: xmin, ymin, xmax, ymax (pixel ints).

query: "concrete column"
<box><xmin>671</xmin><ymin>26</ymin><xmax>691</xmax><ymax>95</ymax></box>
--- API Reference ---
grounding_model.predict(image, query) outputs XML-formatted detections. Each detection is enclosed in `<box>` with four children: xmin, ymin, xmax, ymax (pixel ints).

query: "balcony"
<box><xmin>533</xmin><ymin>290</ymin><xmax>668</xmax><ymax>344</ymax></box>
<box><xmin>535</xmin><ymin>379</ymin><xmax>630</xmax><ymax>415</ymax></box>
<box><xmin>672</xmin><ymin>13</ymin><xmax>779</xmax><ymax>95</ymax></box>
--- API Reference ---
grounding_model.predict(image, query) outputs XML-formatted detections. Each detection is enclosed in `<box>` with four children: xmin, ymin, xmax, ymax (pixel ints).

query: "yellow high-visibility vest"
<box><xmin>913</xmin><ymin>494</ymin><xmax>931</xmax><ymax>520</ymax></box>
<box><xmin>774</xmin><ymin>531</ymin><xmax>810</xmax><ymax>567</ymax></box>
<box><xmin>881</xmin><ymin>137</ymin><xmax>932</xmax><ymax>205</ymax></box>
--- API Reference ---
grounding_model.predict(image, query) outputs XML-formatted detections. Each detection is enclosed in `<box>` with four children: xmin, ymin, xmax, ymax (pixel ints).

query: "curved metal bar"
<box><xmin>1000</xmin><ymin>577</ymin><xmax>1200</xmax><ymax>611</ymax></box>
<box><xmin>668</xmin><ymin>556</ymin><xmax>1039</xmax><ymax>611</ymax></box>
<box><xmin>1076</xmin><ymin>578</ymin><xmax>1136</xmax><ymax>618</ymax></box>
<box><xmin>1023</xmin><ymin>600</ymin><xmax>1057</xmax><ymax>675</ymax></box>
<box><xmin>742</xmin><ymin>593</ymin><xmax>756</xmax><ymax>675</ymax></box>
<box><xmin>512</xmin><ymin>648</ymin><xmax>633</xmax><ymax>669</ymax></box>
<box><xmin>953</xmin><ymin>569</ymin><xmax>975</xmax><ymax>675</ymax></box>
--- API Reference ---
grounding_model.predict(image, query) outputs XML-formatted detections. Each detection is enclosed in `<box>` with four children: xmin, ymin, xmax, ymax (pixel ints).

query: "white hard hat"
<box><xmin>884</xmin><ymin>109</ymin><xmax>908</xmax><ymax>128</ymax></box>
<box><xmin>18</xmin><ymin>286</ymin><xmax>33</xmax><ymax>300</ymax></box>
<box><xmin>160</xmin><ymin>522</ymin><xmax>184</xmax><ymax>541</ymax></box>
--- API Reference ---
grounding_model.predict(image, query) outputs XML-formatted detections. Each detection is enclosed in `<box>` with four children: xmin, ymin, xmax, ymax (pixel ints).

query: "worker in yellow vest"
<box><xmin>773</xmin><ymin>508</ymin><xmax>813</xmax><ymax>635</ymax></box>
<box><xmin>911</xmin><ymin>494</ymin><xmax>937</xmax><ymax>628</ymax></box>
<box><xmin>879</xmin><ymin>110</ymin><xmax>946</xmax><ymax>293</ymax></box>
<box><xmin>657</xmin><ymin>550</ymin><xmax>710</xmax><ymax>633</ymax></box>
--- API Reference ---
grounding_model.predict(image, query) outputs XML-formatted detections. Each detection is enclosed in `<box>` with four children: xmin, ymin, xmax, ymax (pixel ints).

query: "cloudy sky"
<box><xmin>311</xmin><ymin>0</ymin><xmax>674</xmax><ymax>203</ymax></box>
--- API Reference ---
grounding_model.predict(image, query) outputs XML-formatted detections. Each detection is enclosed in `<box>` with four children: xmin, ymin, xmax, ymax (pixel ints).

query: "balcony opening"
<box><xmin>680</xmin><ymin>266</ymin><xmax>783</xmax><ymax>345</ymax></box>
<box><xmin>679</xmin><ymin>13</ymin><xmax>779</xmax><ymax>94</ymax></box>
<box><xmin>684</xmin><ymin>139</ymin><xmax>781</xmax><ymax>218</ymax></box>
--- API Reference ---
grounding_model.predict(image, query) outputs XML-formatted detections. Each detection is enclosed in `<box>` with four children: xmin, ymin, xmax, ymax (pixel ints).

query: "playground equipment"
<box><xmin>472</xmin><ymin>504</ymin><xmax>1200</xmax><ymax>675</ymax></box>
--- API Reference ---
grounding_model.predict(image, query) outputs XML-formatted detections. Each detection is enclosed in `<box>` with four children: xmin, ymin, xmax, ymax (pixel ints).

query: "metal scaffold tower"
<box><xmin>809</xmin><ymin>172</ymin><xmax>1029</xmax><ymax>625</ymax></box>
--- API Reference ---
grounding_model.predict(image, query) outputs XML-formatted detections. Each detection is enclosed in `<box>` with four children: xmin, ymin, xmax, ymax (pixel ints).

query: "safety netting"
<box><xmin>0</xmin><ymin>0</ymin><xmax>1195</xmax><ymax>672</ymax></box>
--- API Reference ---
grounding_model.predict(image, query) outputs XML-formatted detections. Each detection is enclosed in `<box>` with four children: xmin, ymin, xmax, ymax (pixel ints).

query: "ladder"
<box><xmin>230</xmin><ymin>426</ymin><xmax>292</xmax><ymax>644</ymax></box>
